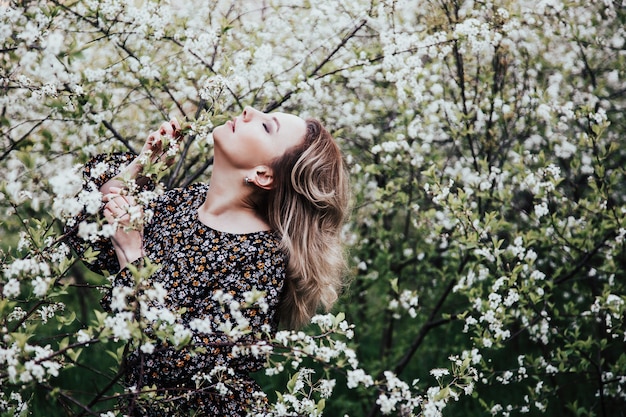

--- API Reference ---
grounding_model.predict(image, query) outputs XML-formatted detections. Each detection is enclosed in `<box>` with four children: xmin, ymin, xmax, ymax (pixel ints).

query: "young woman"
<box><xmin>68</xmin><ymin>106</ymin><xmax>350</xmax><ymax>416</ymax></box>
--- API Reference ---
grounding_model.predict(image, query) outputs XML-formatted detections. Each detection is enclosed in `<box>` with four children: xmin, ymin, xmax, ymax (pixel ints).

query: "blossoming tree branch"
<box><xmin>1</xmin><ymin>0</ymin><xmax>625</xmax><ymax>416</ymax></box>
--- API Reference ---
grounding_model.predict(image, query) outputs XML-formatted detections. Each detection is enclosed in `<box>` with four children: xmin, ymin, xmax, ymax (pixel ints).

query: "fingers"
<box><xmin>157</xmin><ymin>118</ymin><xmax>181</xmax><ymax>138</ymax></box>
<box><xmin>103</xmin><ymin>194</ymin><xmax>129</xmax><ymax>213</ymax></box>
<box><xmin>155</xmin><ymin>119</ymin><xmax>181</xmax><ymax>139</ymax></box>
<box><xmin>102</xmin><ymin>186</ymin><xmax>126</xmax><ymax>202</ymax></box>
<box><xmin>144</xmin><ymin>124</ymin><xmax>169</xmax><ymax>153</ymax></box>
<box><xmin>103</xmin><ymin>204</ymin><xmax>125</xmax><ymax>223</ymax></box>
<box><xmin>158</xmin><ymin>121</ymin><xmax>174</xmax><ymax>137</ymax></box>
<box><xmin>102</xmin><ymin>186</ymin><xmax>137</xmax><ymax>225</ymax></box>
<box><xmin>169</xmin><ymin>118</ymin><xmax>181</xmax><ymax>135</ymax></box>
<box><xmin>103</xmin><ymin>200</ymin><xmax>129</xmax><ymax>223</ymax></box>
<box><xmin>144</xmin><ymin>119</ymin><xmax>180</xmax><ymax>151</ymax></box>
<box><xmin>105</xmin><ymin>186</ymin><xmax>124</xmax><ymax>197</ymax></box>
<box><xmin>102</xmin><ymin>204</ymin><xmax>114</xmax><ymax>222</ymax></box>
<box><xmin>146</xmin><ymin>132</ymin><xmax>163</xmax><ymax>153</ymax></box>
<box><xmin>138</xmin><ymin>118</ymin><xmax>182</xmax><ymax>167</ymax></box>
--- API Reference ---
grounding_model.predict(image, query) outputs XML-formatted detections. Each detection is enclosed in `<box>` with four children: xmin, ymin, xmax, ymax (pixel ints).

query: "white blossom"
<box><xmin>346</xmin><ymin>368</ymin><xmax>373</xmax><ymax>389</ymax></box>
<box><xmin>31</xmin><ymin>276</ymin><xmax>51</xmax><ymax>298</ymax></box>
<box><xmin>429</xmin><ymin>368</ymin><xmax>449</xmax><ymax>379</ymax></box>
<box><xmin>3</xmin><ymin>279</ymin><xmax>20</xmax><ymax>298</ymax></box>
<box><xmin>140</xmin><ymin>342</ymin><xmax>155</xmax><ymax>354</ymax></box>
<box><xmin>76</xmin><ymin>330</ymin><xmax>91</xmax><ymax>344</ymax></box>
<box><xmin>104</xmin><ymin>312</ymin><xmax>134</xmax><ymax>341</ymax></box>
<box><xmin>110</xmin><ymin>286</ymin><xmax>134</xmax><ymax>312</ymax></box>
<box><xmin>534</xmin><ymin>202</ymin><xmax>549</xmax><ymax>218</ymax></box>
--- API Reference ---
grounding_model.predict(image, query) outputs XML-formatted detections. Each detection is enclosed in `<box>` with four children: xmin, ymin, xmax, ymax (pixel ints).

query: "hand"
<box><xmin>103</xmin><ymin>186</ymin><xmax>139</xmax><ymax>227</ymax></box>
<box><xmin>98</xmin><ymin>118</ymin><xmax>181</xmax><ymax>197</ymax></box>
<box><xmin>138</xmin><ymin>118</ymin><xmax>181</xmax><ymax>168</ymax></box>
<box><xmin>103</xmin><ymin>186</ymin><xmax>144</xmax><ymax>268</ymax></box>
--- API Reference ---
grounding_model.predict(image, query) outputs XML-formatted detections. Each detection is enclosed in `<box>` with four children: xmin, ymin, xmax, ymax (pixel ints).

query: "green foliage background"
<box><xmin>1</xmin><ymin>0</ymin><xmax>625</xmax><ymax>416</ymax></box>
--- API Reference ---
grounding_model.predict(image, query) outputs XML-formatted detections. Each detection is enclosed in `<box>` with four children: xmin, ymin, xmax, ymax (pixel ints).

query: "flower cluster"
<box><xmin>0</xmin><ymin>341</ymin><xmax>61</xmax><ymax>385</ymax></box>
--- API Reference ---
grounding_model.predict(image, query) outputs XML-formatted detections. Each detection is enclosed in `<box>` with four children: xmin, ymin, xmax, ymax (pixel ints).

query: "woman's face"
<box><xmin>213</xmin><ymin>106</ymin><xmax>307</xmax><ymax>170</ymax></box>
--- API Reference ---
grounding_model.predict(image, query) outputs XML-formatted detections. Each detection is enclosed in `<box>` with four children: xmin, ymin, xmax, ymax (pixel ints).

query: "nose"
<box><xmin>242</xmin><ymin>106</ymin><xmax>261</xmax><ymax>122</ymax></box>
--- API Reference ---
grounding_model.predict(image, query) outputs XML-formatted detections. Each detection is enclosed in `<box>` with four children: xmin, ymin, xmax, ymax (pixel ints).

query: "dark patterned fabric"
<box><xmin>64</xmin><ymin>152</ymin><xmax>151</xmax><ymax>275</ymax></box>
<box><xmin>67</xmin><ymin>155</ymin><xmax>286</xmax><ymax>416</ymax></box>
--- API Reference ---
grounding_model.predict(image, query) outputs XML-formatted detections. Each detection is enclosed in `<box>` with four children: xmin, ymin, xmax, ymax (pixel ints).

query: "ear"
<box><xmin>252</xmin><ymin>165</ymin><xmax>274</xmax><ymax>190</ymax></box>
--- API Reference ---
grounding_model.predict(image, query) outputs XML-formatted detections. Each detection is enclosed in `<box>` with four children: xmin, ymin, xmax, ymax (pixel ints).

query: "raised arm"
<box><xmin>100</xmin><ymin>119</ymin><xmax>180</xmax><ymax>270</ymax></box>
<box><xmin>99</xmin><ymin>118</ymin><xmax>181</xmax><ymax>196</ymax></box>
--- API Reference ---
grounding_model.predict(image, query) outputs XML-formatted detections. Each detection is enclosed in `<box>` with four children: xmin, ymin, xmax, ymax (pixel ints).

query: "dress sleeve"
<box><xmin>64</xmin><ymin>152</ymin><xmax>155</xmax><ymax>275</ymax></box>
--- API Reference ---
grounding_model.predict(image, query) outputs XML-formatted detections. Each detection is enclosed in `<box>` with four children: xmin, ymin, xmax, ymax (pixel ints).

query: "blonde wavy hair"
<box><xmin>262</xmin><ymin>119</ymin><xmax>350</xmax><ymax>329</ymax></box>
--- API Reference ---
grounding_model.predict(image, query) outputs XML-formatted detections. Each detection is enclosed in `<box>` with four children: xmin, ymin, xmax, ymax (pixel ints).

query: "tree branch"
<box><xmin>264</xmin><ymin>18</ymin><xmax>368</xmax><ymax>112</ymax></box>
<box><xmin>102</xmin><ymin>119</ymin><xmax>136</xmax><ymax>154</ymax></box>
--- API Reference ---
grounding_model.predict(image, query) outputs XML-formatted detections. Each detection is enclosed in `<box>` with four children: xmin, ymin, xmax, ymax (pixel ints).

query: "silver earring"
<box><xmin>244</xmin><ymin>177</ymin><xmax>250</xmax><ymax>185</ymax></box>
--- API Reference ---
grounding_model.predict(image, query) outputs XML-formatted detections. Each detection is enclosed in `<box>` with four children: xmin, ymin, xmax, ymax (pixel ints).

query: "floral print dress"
<box><xmin>67</xmin><ymin>154</ymin><xmax>286</xmax><ymax>416</ymax></box>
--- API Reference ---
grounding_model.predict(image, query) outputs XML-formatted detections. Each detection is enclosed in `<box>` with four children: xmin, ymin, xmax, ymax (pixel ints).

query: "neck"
<box><xmin>202</xmin><ymin>164</ymin><xmax>248</xmax><ymax>214</ymax></box>
<box><xmin>198</xmin><ymin>160</ymin><xmax>269</xmax><ymax>233</ymax></box>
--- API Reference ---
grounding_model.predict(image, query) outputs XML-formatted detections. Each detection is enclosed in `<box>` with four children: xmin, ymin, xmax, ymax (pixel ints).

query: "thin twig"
<box><xmin>102</xmin><ymin>120</ymin><xmax>136</xmax><ymax>154</ymax></box>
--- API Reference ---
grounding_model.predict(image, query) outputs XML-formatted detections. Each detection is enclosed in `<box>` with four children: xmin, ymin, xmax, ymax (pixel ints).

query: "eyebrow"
<box><xmin>273</xmin><ymin>116</ymin><xmax>280</xmax><ymax>133</ymax></box>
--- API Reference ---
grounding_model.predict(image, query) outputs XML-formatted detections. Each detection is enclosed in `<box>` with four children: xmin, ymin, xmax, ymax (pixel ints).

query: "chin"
<box><xmin>212</xmin><ymin>124</ymin><xmax>227</xmax><ymax>142</ymax></box>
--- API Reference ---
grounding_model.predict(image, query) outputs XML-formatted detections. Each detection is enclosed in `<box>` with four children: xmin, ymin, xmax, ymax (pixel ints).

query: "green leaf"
<box><xmin>57</xmin><ymin>311</ymin><xmax>76</xmax><ymax>329</ymax></box>
<box><xmin>16</xmin><ymin>150</ymin><xmax>35</xmax><ymax>169</ymax></box>
<box><xmin>390</xmin><ymin>278</ymin><xmax>399</xmax><ymax>294</ymax></box>
<box><xmin>333</xmin><ymin>311</ymin><xmax>345</xmax><ymax>326</ymax></box>
<box><xmin>434</xmin><ymin>386</ymin><xmax>451</xmax><ymax>401</ymax></box>
<box><xmin>316</xmin><ymin>398</ymin><xmax>326</xmax><ymax>412</ymax></box>
<box><xmin>67</xmin><ymin>348</ymin><xmax>82</xmax><ymax>362</ymax></box>
<box><xmin>286</xmin><ymin>372</ymin><xmax>299</xmax><ymax>393</ymax></box>
<box><xmin>58</xmin><ymin>337</ymin><xmax>69</xmax><ymax>352</ymax></box>
<box><xmin>94</xmin><ymin>310</ymin><xmax>108</xmax><ymax>327</ymax></box>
